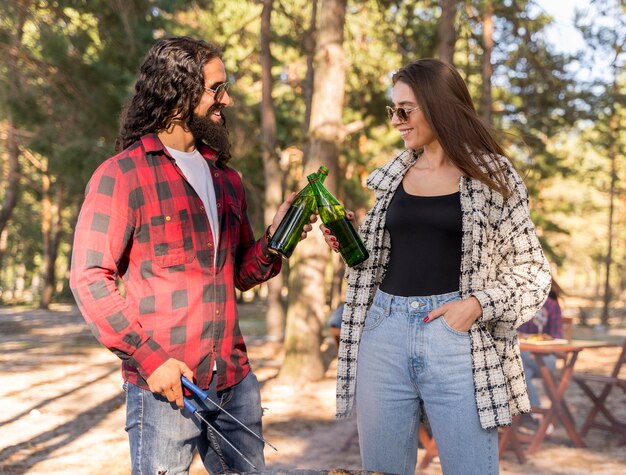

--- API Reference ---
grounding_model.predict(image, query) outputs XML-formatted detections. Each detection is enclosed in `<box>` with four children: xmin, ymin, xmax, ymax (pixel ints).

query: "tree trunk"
<box><xmin>480</xmin><ymin>2</ymin><xmax>494</xmax><ymax>124</ymax></box>
<box><xmin>601</xmin><ymin>115</ymin><xmax>617</xmax><ymax>327</ymax></box>
<box><xmin>39</xmin><ymin>170</ymin><xmax>63</xmax><ymax>309</ymax></box>
<box><xmin>600</xmin><ymin>29</ymin><xmax>622</xmax><ymax>327</ymax></box>
<box><xmin>0</xmin><ymin>117</ymin><xmax>21</xmax><ymax>268</ymax></box>
<box><xmin>437</xmin><ymin>0</ymin><xmax>457</xmax><ymax>64</ymax></box>
<box><xmin>280</xmin><ymin>0</ymin><xmax>348</xmax><ymax>383</ymax></box>
<box><xmin>260</xmin><ymin>0</ymin><xmax>285</xmax><ymax>340</ymax></box>
<box><xmin>303</xmin><ymin>0</ymin><xmax>318</xmax><ymax>135</ymax></box>
<box><xmin>0</xmin><ymin>1</ymin><xmax>28</xmax><ymax>265</ymax></box>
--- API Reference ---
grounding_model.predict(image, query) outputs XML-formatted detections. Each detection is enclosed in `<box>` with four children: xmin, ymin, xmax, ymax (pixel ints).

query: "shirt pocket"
<box><xmin>150</xmin><ymin>210</ymin><xmax>195</xmax><ymax>267</ymax></box>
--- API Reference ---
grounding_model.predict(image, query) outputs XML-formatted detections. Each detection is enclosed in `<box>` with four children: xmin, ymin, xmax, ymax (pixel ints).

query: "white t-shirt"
<box><xmin>165</xmin><ymin>146</ymin><xmax>220</xmax><ymax>257</ymax></box>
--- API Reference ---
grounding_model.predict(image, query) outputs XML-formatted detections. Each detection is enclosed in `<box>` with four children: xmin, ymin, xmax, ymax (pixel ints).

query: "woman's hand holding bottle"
<box><xmin>320</xmin><ymin>210</ymin><xmax>355</xmax><ymax>253</ymax></box>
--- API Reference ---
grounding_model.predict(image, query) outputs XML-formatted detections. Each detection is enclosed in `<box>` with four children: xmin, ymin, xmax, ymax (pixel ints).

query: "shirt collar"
<box><xmin>140</xmin><ymin>133</ymin><xmax>218</xmax><ymax>162</ymax></box>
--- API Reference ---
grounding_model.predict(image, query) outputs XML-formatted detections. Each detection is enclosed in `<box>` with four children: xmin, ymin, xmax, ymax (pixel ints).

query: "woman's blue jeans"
<box><xmin>356</xmin><ymin>289</ymin><xmax>498</xmax><ymax>475</ymax></box>
<box><xmin>124</xmin><ymin>370</ymin><xmax>264</xmax><ymax>474</ymax></box>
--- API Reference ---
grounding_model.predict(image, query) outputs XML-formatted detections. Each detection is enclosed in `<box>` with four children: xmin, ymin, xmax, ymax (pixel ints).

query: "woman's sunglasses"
<box><xmin>386</xmin><ymin>105</ymin><xmax>420</xmax><ymax>122</ymax></box>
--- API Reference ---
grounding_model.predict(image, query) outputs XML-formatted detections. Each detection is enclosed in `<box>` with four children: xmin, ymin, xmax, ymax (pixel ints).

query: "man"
<box><xmin>70</xmin><ymin>37</ymin><xmax>312</xmax><ymax>473</ymax></box>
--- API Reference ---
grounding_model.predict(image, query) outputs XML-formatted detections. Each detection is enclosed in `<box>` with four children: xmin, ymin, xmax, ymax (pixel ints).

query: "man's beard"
<box><xmin>187</xmin><ymin>104</ymin><xmax>231</xmax><ymax>165</ymax></box>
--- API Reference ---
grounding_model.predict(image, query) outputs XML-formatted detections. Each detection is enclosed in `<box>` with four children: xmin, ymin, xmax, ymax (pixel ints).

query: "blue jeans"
<box><xmin>521</xmin><ymin>351</ymin><xmax>556</xmax><ymax>408</ymax></box>
<box><xmin>356</xmin><ymin>289</ymin><xmax>498</xmax><ymax>475</ymax></box>
<box><xmin>124</xmin><ymin>370</ymin><xmax>265</xmax><ymax>474</ymax></box>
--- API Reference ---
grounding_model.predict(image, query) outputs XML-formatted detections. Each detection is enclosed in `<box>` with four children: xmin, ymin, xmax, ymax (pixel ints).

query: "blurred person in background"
<box><xmin>328</xmin><ymin>302</ymin><xmax>345</xmax><ymax>349</ymax></box>
<box><xmin>518</xmin><ymin>278</ymin><xmax>564</xmax><ymax>429</ymax></box>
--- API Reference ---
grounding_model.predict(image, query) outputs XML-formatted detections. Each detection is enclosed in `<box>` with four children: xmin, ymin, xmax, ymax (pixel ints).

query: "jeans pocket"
<box><xmin>439</xmin><ymin>316</ymin><xmax>470</xmax><ymax>337</ymax></box>
<box><xmin>363</xmin><ymin>304</ymin><xmax>386</xmax><ymax>332</ymax></box>
<box><xmin>220</xmin><ymin>386</ymin><xmax>234</xmax><ymax>408</ymax></box>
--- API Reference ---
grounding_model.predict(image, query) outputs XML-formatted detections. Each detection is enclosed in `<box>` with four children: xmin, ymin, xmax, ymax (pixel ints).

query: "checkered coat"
<box><xmin>336</xmin><ymin>149</ymin><xmax>551</xmax><ymax>429</ymax></box>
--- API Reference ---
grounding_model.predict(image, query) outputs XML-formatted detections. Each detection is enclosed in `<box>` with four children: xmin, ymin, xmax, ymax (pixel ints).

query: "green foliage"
<box><xmin>0</xmin><ymin>0</ymin><xmax>624</xmax><ymax>303</ymax></box>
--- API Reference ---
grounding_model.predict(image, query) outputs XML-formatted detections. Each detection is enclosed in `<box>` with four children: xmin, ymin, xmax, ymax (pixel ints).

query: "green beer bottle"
<box><xmin>307</xmin><ymin>173</ymin><xmax>369</xmax><ymax>267</ymax></box>
<box><xmin>268</xmin><ymin>166</ymin><xmax>329</xmax><ymax>258</ymax></box>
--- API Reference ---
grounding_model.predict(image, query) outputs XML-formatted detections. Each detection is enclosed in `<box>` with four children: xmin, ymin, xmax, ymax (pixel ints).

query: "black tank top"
<box><xmin>379</xmin><ymin>182</ymin><xmax>462</xmax><ymax>297</ymax></box>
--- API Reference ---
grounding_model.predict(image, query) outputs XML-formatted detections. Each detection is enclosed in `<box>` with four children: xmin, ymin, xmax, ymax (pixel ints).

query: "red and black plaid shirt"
<box><xmin>70</xmin><ymin>134</ymin><xmax>281</xmax><ymax>390</ymax></box>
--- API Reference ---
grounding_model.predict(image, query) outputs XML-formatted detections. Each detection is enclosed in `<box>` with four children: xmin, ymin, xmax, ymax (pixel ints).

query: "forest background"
<box><xmin>0</xmin><ymin>0</ymin><xmax>624</xmax><ymax>380</ymax></box>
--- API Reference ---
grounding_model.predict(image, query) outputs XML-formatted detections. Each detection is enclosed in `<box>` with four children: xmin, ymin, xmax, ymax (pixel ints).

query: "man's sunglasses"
<box><xmin>386</xmin><ymin>105</ymin><xmax>420</xmax><ymax>122</ymax></box>
<box><xmin>204</xmin><ymin>81</ymin><xmax>230</xmax><ymax>103</ymax></box>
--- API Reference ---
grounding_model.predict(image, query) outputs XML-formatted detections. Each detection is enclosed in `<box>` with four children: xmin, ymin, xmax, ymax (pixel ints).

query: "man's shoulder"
<box><xmin>93</xmin><ymin>141</ymin><xmax>145</xmax><ymax>176</ymax></box>
<box><xmin>86</xmin><ymin>141</ymin><xmax>151</xmax><ymax>197</ymax></box>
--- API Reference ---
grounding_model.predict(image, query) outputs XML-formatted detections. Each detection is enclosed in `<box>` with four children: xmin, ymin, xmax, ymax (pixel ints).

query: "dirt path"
<box><xmin>1</xmin><ymin>304</ymin><xmax>625</xmax><ymax>474</ymax></box>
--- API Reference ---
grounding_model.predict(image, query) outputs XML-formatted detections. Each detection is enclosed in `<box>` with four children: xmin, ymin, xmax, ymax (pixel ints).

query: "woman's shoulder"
<box><xmin>366</xmin><ymin>149</ymin><xmax>417</xmax><ymax>191</ymax></box>
<box><xmin>471</xmin><ymin>152</ymin><xmax>526</xmax><ymax>199</ymax></box>
<box><xmin>472</xmin><ymin>152</ymin><xmax>517</xmax><ymax>178</ymax></box>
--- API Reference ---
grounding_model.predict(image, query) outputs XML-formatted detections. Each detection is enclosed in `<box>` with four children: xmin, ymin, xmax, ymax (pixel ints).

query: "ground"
<box><xmin>1</xmin><ymin>303</ymin><xmax>625</xmax><ymax>474</ymax></box>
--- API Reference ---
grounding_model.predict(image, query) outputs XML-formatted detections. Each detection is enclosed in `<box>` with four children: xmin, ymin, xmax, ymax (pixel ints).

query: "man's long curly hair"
<box><xmin>115</xmin><ymin>37</ymin><xmax>222</xmax><ymax>152</ymax></box>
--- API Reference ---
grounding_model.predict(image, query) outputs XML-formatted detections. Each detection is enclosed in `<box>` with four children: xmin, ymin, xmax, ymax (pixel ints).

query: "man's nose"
<box><xmin>221</xmin><ymin>90</ymin><xmax>234</xmax><ymax>107</ymax></box>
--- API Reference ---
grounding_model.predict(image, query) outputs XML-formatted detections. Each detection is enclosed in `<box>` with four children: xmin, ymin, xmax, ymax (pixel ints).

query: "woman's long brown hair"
<box><xmin>393</xmin><ymin>59</ymin><xmax>512</xmax><ymax>198</ymax></box>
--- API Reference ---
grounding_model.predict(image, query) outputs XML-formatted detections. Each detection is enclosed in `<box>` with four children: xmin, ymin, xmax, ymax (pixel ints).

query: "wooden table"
<box><xmin>518</xmin><ymin>339</ymin><xmax>619</xmax><ymax>454</ymax></box>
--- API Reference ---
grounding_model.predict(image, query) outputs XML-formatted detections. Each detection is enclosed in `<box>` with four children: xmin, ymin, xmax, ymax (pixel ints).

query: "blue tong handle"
<box><xmin>181</xmin><ymin>375</ymin><xmax>210</xmax><ymax>401</ymax></box>
<box><xmin>182</xmin><ymin>397</ymin><xmax>199</xmax><ymax>414</ymax></box>
<box><xmin>180</xmin><ymin>375</ymin><xmax>277</xmax><ymax>451</ymax></box>
<box><xmin>179</xmin><ymin>377</ymin><xmax>258</xmax><ymax>470</ymax></box>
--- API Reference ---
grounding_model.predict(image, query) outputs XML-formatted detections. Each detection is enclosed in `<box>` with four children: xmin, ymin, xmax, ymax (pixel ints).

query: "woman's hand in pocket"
<box><xmin>423</xmin><ymin>297</ymin><xmax>483</xmax><ymax>332</ymax></box>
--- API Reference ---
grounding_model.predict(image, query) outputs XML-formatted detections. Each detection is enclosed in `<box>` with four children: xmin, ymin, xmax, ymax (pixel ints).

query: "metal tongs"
<box><xmin>180</xmin><ymin>376</ymin><xmax>277</xmax><ymax>471</ymax></box>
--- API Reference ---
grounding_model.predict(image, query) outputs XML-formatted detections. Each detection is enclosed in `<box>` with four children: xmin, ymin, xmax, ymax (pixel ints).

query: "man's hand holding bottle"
<box><xmin>269</xmin><ymin>191</ymin><xmax>318</xmax><ymax>242</ymax></box>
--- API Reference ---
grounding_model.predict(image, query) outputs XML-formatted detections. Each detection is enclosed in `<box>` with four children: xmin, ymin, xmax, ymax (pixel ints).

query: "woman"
<box><xmin>321</xmin><ymin>59</ymin><xmax>551</xmax><ymax>475</ymax></box>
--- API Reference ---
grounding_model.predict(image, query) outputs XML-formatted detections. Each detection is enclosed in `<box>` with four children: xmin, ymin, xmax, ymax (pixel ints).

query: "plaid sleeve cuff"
<box><xmin>472</xmin><ymin>289</ymin><xmax>503</xmax><ymax>323</ymax></box>
<box><xmin>258</xmin><ymin>227</ymin><xmax>282</xmax><ymax>265</ymax></box>
<box><xmin>131</xmin><ymin>338</ymin><xmax>170</xmax><ymax>380</ymax></box>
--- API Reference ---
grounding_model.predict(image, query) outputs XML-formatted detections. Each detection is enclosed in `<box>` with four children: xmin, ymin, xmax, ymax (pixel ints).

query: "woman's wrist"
<box><xmin>468</xmin><ymin>296</ymin><xmax>483</xmax><ymax>321</ymax></box>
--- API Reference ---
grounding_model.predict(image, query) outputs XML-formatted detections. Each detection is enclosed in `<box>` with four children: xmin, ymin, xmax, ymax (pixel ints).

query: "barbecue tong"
<box><xmin>180</xmin><ymin>376</ymin><xmax>277</xmax><ymax>471</ymax></box>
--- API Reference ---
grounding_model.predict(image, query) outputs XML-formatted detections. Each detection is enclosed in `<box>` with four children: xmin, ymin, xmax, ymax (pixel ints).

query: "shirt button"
<box><xmin>216</xmin><ymin>309</ymin><xmax>220</xmax><ymax>315</ymax></box>
<box><xmin>208</xmin><ymin>242</ymin><xmax>213</xmax><ymax>247</ymax></box>
<box><xmin>165</xmin><ymin>215</ymin><xmax>172</xmax><ymax>221</ymax></box>
<box><xmin>213</xmin><ymin>172</ymin><xmax>218</xmax><ymax>178</ymax></box>
<box><xmin>411</xmin><ymin>301</ymin><xmax>420</xmax><ymax>309</ymax></box>
<box><xmin>216</xmin><ymin>203</ymin><xmax>221</xmax><ymax>208</ymax></box>
<box><xmin>200</xmin><ymin>205</ymin><xmax>205</xmax><ymax>210</ymax></box>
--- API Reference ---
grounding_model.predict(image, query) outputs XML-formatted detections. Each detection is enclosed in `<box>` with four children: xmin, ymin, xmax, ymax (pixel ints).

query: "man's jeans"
<box><xmin>124</xmin><ymin>370</ymin><xmax>265</xmax><ymax>474</ymax></box>
<box><xmin>356</xmin><ymin>289</ymin><xmax>498</xmax><ymax>475</ymax></box>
